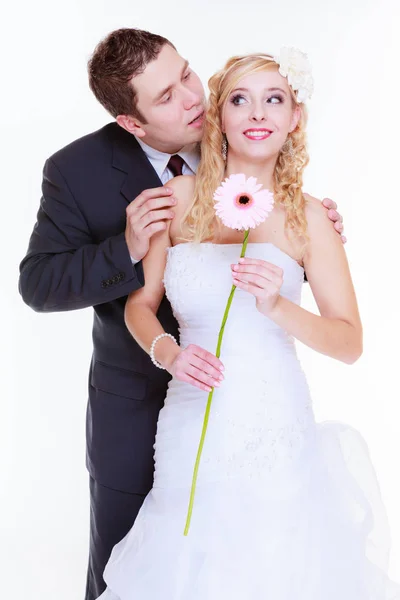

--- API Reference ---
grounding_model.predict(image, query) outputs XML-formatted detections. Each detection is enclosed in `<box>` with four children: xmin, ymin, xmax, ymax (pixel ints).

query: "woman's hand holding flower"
<box><xmin>231</xmin><ymin>257</ymin><xmax>284</xmax><ymax>316</ymax></box>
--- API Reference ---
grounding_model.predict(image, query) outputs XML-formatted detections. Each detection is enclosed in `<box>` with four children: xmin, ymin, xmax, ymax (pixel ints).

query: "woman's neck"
<box><xmin>224</xmin><ymin>153</ymin><xmax>277</xmax><ymax>191</ymax></box>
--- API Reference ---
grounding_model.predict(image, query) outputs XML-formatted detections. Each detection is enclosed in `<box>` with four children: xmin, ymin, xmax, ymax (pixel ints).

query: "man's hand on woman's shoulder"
<box><xmin>304</xmin><ymin>193</ymin><xmax>346</xmax><ymax>244</ymax></box>
<box><xmin>321</xmin><ymin>196</ymin><xmax>346</xmax><ymax>244</ymax></box>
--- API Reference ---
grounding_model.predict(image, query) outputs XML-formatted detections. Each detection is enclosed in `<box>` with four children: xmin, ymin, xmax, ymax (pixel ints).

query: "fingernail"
<box><xmin>218</xmin><ymin>374</ymin><xmax>224</xmax><ymax>381</ymax></box>
<box><xmin>214</xmin><ymin>381</ymin><xmax>220</xmax><ymax>387</ymax></box>
<box><xmin>165</xmin><ymin>187</ymin><xmax>172</xmax><ymax>193</ymax></box>
<box><xmin>239</xmin><ymin>258</ymin><xmax>245</xmax><ymax>263</ymax></box>
<box><xmin>220</xmin><ymin>365</ymin><xmax>225</xmax><ymax>371</ymax></box>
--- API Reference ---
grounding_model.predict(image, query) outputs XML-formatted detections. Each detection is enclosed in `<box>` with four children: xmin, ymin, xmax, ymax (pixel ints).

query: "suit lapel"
<box><xmin>111</xmin><ymin>125</ymin><xmax>162</xmax><ymax>204</ymax></box>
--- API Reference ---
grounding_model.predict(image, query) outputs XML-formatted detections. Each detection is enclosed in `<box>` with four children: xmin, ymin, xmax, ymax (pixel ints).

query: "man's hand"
<box><xmin>125</xmin><ymin>187</ymin><xmax>177</xmax><ymax>261</ymax></box>
<box><xmin>322</xmin><ymin>197</ymin><xmax>347</xmax><ymax>244</ymax></box>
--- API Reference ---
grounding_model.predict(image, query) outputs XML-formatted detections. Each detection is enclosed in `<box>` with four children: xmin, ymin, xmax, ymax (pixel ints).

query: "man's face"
<box><xmin>129</xmin><ymin>44</ymin><xmax>206</xmax><ymax>153</ymax></box>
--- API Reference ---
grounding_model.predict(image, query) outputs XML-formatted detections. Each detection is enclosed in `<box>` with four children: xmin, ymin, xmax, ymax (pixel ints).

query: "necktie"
<box><xmin>167</xmin><ymin>154</ymin><xmax>185</xmax><ymax>178</ymax></box>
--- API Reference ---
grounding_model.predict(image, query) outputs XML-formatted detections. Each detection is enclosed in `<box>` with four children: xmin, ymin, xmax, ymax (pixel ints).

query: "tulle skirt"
<box><xmin>98</xmin><ymin>421</ymin><xmax>400</xmax><ymax>599</ymax></box>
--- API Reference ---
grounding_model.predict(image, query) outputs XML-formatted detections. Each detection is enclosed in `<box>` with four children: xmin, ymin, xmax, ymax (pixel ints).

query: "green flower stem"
<box><xmin>183</xmin><ymin>229</ymin><xmax>250</xmax><ymax>536</ymax></box>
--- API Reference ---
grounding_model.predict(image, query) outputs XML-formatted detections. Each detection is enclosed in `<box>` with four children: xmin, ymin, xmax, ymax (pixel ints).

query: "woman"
<box><xmin>98</xmin><ymin>50</ymin><xmax>399</xmax><ymax>599</ymax></box>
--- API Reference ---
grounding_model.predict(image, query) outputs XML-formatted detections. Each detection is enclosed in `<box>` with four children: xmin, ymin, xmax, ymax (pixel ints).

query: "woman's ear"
<box><xmin>289</xmin><ymin>105</ymin><xmax>301</xmax><ymax>133</ymax></box>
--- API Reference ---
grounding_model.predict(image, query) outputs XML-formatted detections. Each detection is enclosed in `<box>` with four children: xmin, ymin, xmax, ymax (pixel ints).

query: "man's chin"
<box><xmin>186</xmin><ymin>126</ymin><xmax>204</xmax><ymax>144</ymax></box>
<box><xmin>174</xmin><ymin>132</ymin><xmax>203</xmax><ymax>150</ymax></box>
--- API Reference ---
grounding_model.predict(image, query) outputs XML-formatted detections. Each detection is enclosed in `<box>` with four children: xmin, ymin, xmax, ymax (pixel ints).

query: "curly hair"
<box><xmin>182</xmin><ymin>54</ymin><xmax>310</xmax><ymax>254</ymax></box>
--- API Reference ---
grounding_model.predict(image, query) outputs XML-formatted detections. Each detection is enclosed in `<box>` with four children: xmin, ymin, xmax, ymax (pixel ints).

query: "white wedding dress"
<box><xmin>98</xmin><ymin>242</ymin><xmax>400</xmax><ymax>600</ymax></box>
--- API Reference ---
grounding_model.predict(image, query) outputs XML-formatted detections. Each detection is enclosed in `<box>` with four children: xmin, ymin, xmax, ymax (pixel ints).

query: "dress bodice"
<box><xmin>163</xmin><ymin>242</ymin><xmax>305</xmax><ymax>363</ymax></box>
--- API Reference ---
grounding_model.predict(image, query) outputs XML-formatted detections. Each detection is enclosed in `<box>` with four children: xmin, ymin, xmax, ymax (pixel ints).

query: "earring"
<box><xmin>283</xmin><ymin>136</ymin><xmax>295</xmax><ymax>158</ymax></box>
<box><xmin>221</xmin><ymin>135</ymin><xmax>228</xmax><ymax>161</ymax></box>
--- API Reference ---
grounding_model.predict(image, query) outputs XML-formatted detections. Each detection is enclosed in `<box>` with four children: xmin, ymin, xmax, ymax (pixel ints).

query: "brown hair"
<box><xmin>88</xmin><ymin>28</ymin><xmax>175</xmax><ymax>121</ymax></box>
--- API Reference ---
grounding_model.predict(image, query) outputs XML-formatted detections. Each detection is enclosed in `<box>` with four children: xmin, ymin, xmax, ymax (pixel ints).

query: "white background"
<box><xmin>1</xmin><ymin>0</ymin><xmax>399</xmax><ymax>597</ymax></box>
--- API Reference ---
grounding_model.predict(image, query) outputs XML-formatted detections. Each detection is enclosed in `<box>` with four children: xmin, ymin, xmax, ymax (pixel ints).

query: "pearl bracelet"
<box><xmin>150</xmin><ymin>333</ymin><xmax>178</xmax><ymax>370</ymax></box>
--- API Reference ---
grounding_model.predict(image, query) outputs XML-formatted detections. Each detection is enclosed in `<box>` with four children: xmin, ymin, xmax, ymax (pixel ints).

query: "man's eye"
<box><xmin>183</xmin><ymin>71</ymin><xmax>191</xmax><ymax>81</ymax></box>
<box><xmin>162</xmin><ymin>95</ymin><xmax>171</xmax><ymax>104</ymax></box>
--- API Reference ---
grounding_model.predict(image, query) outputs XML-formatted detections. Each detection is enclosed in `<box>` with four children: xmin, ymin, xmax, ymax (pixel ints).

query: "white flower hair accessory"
<box><xmin>274</xmin><ymin>47</ymin><xmax>314</xmax><ymax>103</ymax></box>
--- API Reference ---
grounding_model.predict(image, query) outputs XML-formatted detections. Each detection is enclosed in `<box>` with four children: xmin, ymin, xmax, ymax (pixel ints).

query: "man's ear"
<box><xmin>116</xmin><ymin>114</ymin><xmax>146</xmax><ymax>137</ymax></box>
<box><xmin>289</xmin><ymin>105</ymin><xmax>301</xmax><ymax>133</ymax></box>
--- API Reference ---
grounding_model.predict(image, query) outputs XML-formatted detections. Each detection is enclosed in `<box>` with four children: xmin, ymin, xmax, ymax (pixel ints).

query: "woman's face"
<box><xmin>222</xmin><ymin>67</ymin><xmax>301</xmax><ymax>162</ymax></box>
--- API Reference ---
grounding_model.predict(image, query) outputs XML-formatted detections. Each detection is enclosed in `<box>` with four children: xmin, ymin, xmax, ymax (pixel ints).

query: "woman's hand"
<box><xmin>166</xmin><ymin>344</ymin><xmax>225</xmax><ymax>393</ymax></box>
<box><xmin>231</xmin><ymin>257</ymin><xmax>284</xmax><ymax>317</ymax></box>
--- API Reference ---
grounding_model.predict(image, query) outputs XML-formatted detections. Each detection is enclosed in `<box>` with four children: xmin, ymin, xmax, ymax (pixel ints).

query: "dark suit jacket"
<box><xmin>19</xmin><ymin>123</ymin><xmax>179</xmax><ymax>494</ymax></box>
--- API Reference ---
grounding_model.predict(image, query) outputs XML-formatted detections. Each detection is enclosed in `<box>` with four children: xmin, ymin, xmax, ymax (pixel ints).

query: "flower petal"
<box><xmin>213</xmin><ymin>174</ymin><xmax>274</xmax><ymax>230</ymax></box>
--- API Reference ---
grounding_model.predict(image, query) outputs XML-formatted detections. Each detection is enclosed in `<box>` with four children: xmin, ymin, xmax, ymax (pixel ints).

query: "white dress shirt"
<box><xmin>129</xmin><ymin>138</ymin><xmax>200</xmax><ymax>263</ymax></box>
<box><xmin>134</xmin><ymin>137</ymin><xmax>200</xmax><ymax>183</ymax></box>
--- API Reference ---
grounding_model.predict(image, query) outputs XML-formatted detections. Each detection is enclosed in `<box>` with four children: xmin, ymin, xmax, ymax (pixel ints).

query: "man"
<box><xmin>19</xmin><ymin>28</ymin><xmax>346</xmax><ymax>599</ymax></box>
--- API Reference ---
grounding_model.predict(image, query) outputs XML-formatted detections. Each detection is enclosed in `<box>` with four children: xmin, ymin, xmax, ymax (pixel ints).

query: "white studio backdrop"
<box><xmin>1</xmin><ymin>0</ymin><xmax>399</xmax><ymax>597</ymax></box>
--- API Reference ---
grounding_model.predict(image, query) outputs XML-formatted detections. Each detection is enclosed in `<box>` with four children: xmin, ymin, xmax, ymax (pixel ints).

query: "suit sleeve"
<box><xmin>19</xmin><ymin>157</ymin><xmax>144</xmax><ymax>312</ymax></box>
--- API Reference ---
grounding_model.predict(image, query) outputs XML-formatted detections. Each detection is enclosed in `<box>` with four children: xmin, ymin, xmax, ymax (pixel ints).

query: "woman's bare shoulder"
<box><xmin>166</xmin><ymin>175</ymin><xmax>196</xmax><ymax>201</ymax></box>
<box><xmin>165</xmin><ymin>175</ymin><xmax>196</xmax><ymax>241</ymax></box>
<box><xmin>303</xmin><ymin>192</ymin><xmax>324</xmax><ymax>215</ymax></box>
<box><xmin>303</xmin><ymin>192</ymin><xmax>337</xmax><ymax>239</ymax></box>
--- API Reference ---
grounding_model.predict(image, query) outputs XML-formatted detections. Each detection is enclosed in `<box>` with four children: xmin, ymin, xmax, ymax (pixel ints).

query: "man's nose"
<box><xmin>182</xmin><ymin>87</ymin><xmax>202</xmax><ymax>111</ymax></box>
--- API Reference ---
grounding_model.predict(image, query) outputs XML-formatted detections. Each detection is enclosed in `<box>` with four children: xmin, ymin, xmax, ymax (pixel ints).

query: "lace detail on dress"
<box><xmin>200</xmin><ymin>406</ymin><xmax>315</xmax><ymax>481</ymax></box>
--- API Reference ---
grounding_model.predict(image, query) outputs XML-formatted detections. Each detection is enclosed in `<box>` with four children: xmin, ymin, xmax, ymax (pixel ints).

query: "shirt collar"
<box><xmin>135</xmin><ymin>136</ymin><xmax>200</xmax><ymax>178</ymax></box>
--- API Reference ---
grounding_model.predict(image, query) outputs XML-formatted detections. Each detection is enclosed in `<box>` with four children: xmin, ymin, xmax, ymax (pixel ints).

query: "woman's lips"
<box><xmin>243</xmin><ymin>129</ymin><xmax>272</xmax><ymax>140</ymax></box>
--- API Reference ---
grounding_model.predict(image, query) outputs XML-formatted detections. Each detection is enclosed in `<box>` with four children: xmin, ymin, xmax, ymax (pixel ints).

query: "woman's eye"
<box><xmin>183</xmin><ymin>71</ymin><xmax>191</xmax><ymax>81</ymax></box>
<box><xmin>268</xmin><ymin>95</ymin><xmax>284</xmax><ymax>104</ymax></box>
<box><xmin>231</xmin><ymin>94</ymin><xmax>246</xmax><ymax>105</ymax></box>
<box><xmin>161</xmin><ymin>95</ymin><xmax>172</xmax><ymax>104</ymax></box>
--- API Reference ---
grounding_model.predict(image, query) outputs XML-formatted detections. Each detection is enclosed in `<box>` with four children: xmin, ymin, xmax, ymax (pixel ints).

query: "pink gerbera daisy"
<box><xmin>213</xmin><ymin>173</ymin><xmax>274</xmax><ymax>230</ymax></box>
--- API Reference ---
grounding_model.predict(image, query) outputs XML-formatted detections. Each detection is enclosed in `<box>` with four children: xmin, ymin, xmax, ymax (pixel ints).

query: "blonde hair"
<box><xmin>182</xmin><ymin>53</ymin><xmax>310</xmax><ymax>252</ymax></box>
